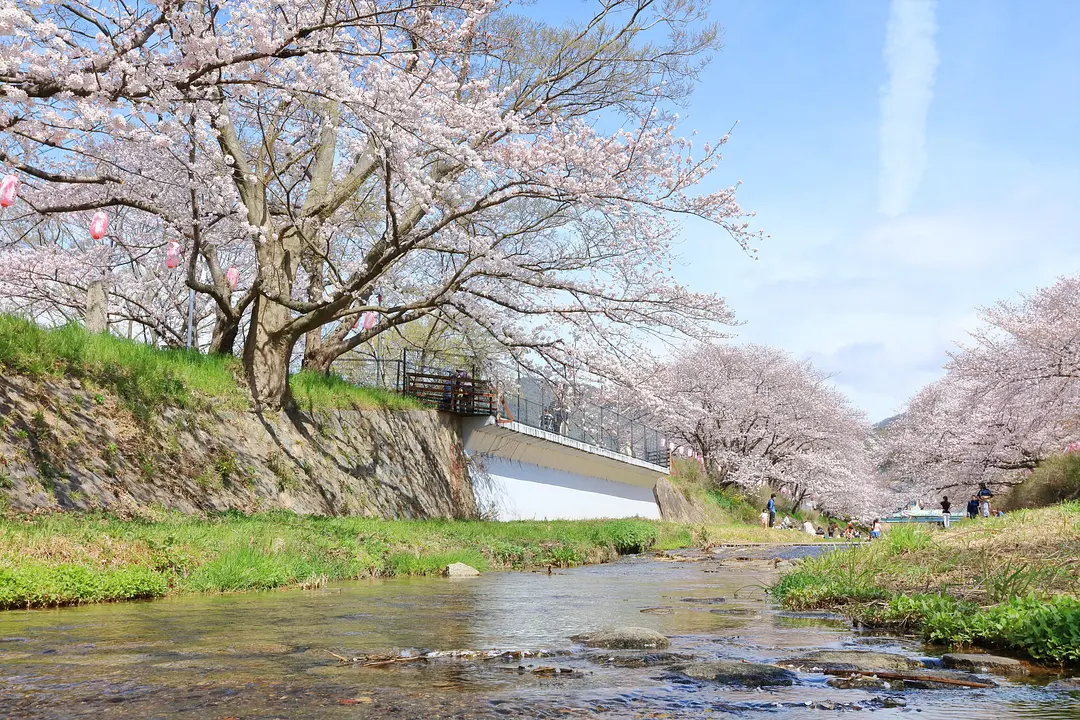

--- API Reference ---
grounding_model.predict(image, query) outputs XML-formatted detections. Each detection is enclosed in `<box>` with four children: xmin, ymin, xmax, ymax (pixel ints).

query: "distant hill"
<box><xmin>874</xmin><ymin>414</ymin><xmax>902</xmax><ymax>431</ymax></box>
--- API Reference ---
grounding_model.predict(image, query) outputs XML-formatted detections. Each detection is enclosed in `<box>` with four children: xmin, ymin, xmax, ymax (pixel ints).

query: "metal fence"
<box><xmin>332</xmin><ymin>356</ymin><xmax>404</xmax><ymax>390</ymax></box>
<box><xmin>499</xmin><ymin>391</ymin><xmax>669</xmax><ymax>467</ymax></box>
<box><xmin>302</xmin><ymin>347</ymin><xmax>670</xmax><ymax>468</ymax></box>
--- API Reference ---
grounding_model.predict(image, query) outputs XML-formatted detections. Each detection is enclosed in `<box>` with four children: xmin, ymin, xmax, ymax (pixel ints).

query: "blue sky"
<box><xmin>541</xmin><ymin>0</ymin><xmax>1080</xmax><ymax>421</ymax></box>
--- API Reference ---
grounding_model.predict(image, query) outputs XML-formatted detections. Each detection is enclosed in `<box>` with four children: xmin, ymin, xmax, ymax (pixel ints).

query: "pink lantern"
<box><xmin>89</xmin><ymin>211</ymin><xmax>108</xmax><ymax>240</ymax></box>
<box><xmin>226</xmin><ymin>266</ymin><xmax>239</xmax><ymax>289</ymax></box>
<box><xmin>0</xmin><ymin>175</ymin><xmax>19</xmax><ymax>208</ymax></box>
<box><xmin>165</xmin><ymin>241</ymin><xmax>180</xmax><ymax>269</ymax></box>
<box><xmin>352</xmin><ymin>311</ymin><xmax>377</xmax><ymax>331</ymax></box>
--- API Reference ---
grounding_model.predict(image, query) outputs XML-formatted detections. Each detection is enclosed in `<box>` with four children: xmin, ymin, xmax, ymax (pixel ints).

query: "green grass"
<box><xmin>290</xmin><ymin>371</ymin><xmax>425</xmax><ymax>411</ymax></box>
<box><xmin>0</xmin><ymin>314</ymin><xmax>244</xmax><ymax>418</ymax></box>
<box><xmin>773</xmin><ymin>503</ymin><xmax>1080</xmax><ymax>665</ymax></box>
<box><xmin>0</xmin><ymin>511</ymin><xmax>701</xmax><ymax>610</ymax></box>
<box><xmin>0</xmin><ymin>314</ymin><xmax>424</xmax><ymax>415</ymax></box>
<box><xmin>1004</xmin><ymin>453</ymin><xmax>1080</xmax><ymax>510</ymax></box>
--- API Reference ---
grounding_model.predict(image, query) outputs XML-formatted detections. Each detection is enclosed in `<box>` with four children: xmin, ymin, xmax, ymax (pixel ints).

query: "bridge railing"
<box><xmin>304</xmin><ymin>349</ymin><xmax>670</xmax><ymax>468</ymax></box>
<box><xmin>402</xmin><ymin>371</ymin><xmax>498</xmax><ymax>416</ymax></box>
<box><xmin>499</xmin><ymin>391</ymin><xmax>669</xmax><ymax>468</ymax></box>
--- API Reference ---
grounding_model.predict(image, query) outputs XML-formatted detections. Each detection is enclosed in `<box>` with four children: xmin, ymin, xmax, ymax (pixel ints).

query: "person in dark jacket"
<box><xmin>940</xmin><ymin>496</ymin><xmax>951</xmax><ymax>528</ymax></box>
<box><xmin>966</xmin><ymin>495</ymin><xmax>979</xmax><ymax>520</ymax></box>
<box><xmin>977</xmin><ymin>483</ymin><xmax>994</xmax><ymax>517</ymax></box>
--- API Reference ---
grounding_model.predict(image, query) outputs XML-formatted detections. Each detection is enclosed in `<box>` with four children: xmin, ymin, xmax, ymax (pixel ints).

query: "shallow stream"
<box><xmin>1</xmin><ymin>547</ymin><xmax>1078</xmax><ymax>719</ymax></box>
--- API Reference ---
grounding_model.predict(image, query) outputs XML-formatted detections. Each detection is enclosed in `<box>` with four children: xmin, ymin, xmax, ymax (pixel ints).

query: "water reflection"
<box><xmin>0</xmin><ymin>552</ymin><xmax>1077</xmax><ymax>719</ymax></box>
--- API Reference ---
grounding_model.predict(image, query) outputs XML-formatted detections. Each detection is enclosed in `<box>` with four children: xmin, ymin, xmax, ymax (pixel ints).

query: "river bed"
<box><xmin>1</xmin><ymin>547</ymin><xmax>1078</xmax><ymax>719</ymax></box>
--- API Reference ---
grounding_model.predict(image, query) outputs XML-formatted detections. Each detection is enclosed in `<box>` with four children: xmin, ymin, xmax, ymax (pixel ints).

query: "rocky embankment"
<box><xmin>0</xmin><ymin>374</ymin><xmax>474</xmax><ymax>518</ymax></box>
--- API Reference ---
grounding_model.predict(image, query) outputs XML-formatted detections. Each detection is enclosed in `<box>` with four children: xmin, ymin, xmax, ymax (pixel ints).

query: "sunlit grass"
<box><xmin>0</xmin><ymin>511</ymin><xmax>710</xmax><ymax>609</ymax></box>
<box><xmin>0</xmin><ymin>314</ymin><xmax>422</xmax><ymax>414</ymax></box>
<box><xmin>773</xmin><ymin>503</ymin><xmax>1080</xmax><ymax>664</ymax></box>
<box><xmin>290</xmin><ymin>371</ymin><xmax>425</xmax><ymax>411</ymax></box>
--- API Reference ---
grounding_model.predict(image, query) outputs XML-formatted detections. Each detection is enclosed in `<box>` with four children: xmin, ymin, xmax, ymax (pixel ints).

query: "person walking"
<box><xmin>759</xmin><ymin>508</ymin><xmax>769</xmax><ymax>528</ymax></box>
<box><xmin>977</xmin><ymin>483</ymin><xmax>993</xmax><ymax>517</ymax></box>
<box><xmin>767</xmin><ymin>494</ymin><xmax>777</xmax><ymax>528</ymax></box>
<box><xmin>966</xmin><ymin>495</ymin><xmax>979</xmax><ymax>520</ymax></box>
<box><xmin>940</xmin><ymin>496</ymin><xmax>951</xmax><ymax>528</ymax></box>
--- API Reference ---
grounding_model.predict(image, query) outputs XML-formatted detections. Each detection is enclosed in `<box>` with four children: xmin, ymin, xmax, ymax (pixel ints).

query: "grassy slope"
<box><xmin>0</xmin><ymin>511</ymin><xmax>696</xmax><ymax>609</ymax></box>
<box><xmin>774</xmin><ymin>504</ymin><xmax>1080</xmax><ymax>664</ymax></box>
<box><xmin>0</xmin><ymin>314</ymin><xmax>423</xmax><ymax>414</ymax></box>
<box><xmin>0</xmin><ymin>504</ymin><xmax>812</xmax><ymax>610</ymax></box>
<box><xmin>0</xmin><ymin>316</ymin><xmax>804</xmax><ymax>610</ymax></box>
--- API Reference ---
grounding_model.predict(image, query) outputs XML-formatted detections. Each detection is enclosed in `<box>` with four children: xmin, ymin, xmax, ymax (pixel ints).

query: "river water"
<box><xmin>1</xmin><ymin>547</ymin><xmax>1078</xmax><ymax>719</ymax></box>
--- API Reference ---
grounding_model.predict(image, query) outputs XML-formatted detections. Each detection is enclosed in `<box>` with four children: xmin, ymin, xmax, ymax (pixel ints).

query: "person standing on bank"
<box><xmin>767</xmin><ymin>494</ymin><xmax>777</xmax><ymax>528</ymax></box>
<box><xmin>977</xmin><ymin>483</ymin><xmax>993</xmax><ymax>517</ymax></box>
<box><xmin>940</xmin><ymin>496</ymin><xmax>951</xmax><ymax>528</ymax></box>
<box><xmin>966</xmin><ymin>495</ymin><xmax>980</xmax><ymax>520</ymax></box>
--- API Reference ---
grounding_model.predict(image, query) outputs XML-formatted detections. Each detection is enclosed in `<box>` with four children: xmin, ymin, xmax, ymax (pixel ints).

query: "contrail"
<box><xmin>879</xmin><ymin>0</ymin><xmax>939</xmax><ymax>217</ymax></box>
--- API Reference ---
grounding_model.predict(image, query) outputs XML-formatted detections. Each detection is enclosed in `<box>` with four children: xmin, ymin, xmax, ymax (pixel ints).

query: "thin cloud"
<box><xmin>879</xmin><ymin>0</ymin><xmax>939</xmax><ymax>217</ymax></box>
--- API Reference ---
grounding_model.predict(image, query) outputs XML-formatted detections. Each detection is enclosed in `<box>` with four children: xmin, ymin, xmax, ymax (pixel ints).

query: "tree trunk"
<box><xmin>302</xmin><ymin>336</ymin><xmax>347</xmax><ymax>375</ymax></box>
<box><xmin>85</xmin><ymin>280</ymin><xmax>108</xmax><ymax>333</ymax></box>
<box><xmin>301</xmin><ymin>342</ymin><xmax>337</xmax><ymax>373</ymax></box>
<box><xmin>791</xmin><ymin>485</ymin><xmax>808</xmax><ymax>514</ymax></box>
<box><xmin>208</xmin><ymin>307</ymin><xmax>240</xmax><ymax>356</ymax></box>
<box><xmin>301</xmin><ymin>252</ymin><xmax>325</xmax><ymax>369</ymax></box>
<box><xmin>243</xmin><ymin>295</ymin><xmax>294</xmax><ymax>410</ymax></box>
<box><xmin>243</xmin><ymin>232</ymin><xmax>300</xmax><ymax>410</ymax></box>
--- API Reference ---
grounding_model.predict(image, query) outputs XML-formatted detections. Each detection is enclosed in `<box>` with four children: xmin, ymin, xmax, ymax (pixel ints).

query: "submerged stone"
<box><xmin>827</xmin><ymin>674</ymin><xmax>897</xmax><ymax>690</ymax></box>
<box><xmin>570</xmin><ymin>627</ymin><xmax>670</xmax><ymax>650</ymax></box>
<box><xmin>782</xmin><ymin>650</ymin><xmax>924</xmax><ymax>673</ymax></box>
<box><xmin>674</xmin><ymin>660</ymin><xmax>798</xmax><ymax>687</ymax></box>
<box><xmin>900</xmin><ymin>669</ymin><xmax>998</xmax><ymax>690</ymax></box>
<box><xmin>941</xmin><ymin>652</ymin><xmax>1028</xmax><ymax>676</ymax></box>
<box><xmin>1047</xmin><ymin>677</ymin><xmax>1080</xmax><ymax>691</ymax></box>
<box><xmin>585</xmin><ymin>651</ymin><xmax>693</xmax><ymax>668</ymax></box>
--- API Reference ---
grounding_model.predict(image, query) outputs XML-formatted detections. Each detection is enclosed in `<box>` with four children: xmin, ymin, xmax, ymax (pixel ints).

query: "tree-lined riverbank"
<box><xmin>774</xmin><ymin>504</ymin><xmax>1080</xmax><ymax>664</ymax></box>
<box><xmin>0</xmin><ymin>511</ymin><xmax>801</xmax><ymax>610</ymax></box>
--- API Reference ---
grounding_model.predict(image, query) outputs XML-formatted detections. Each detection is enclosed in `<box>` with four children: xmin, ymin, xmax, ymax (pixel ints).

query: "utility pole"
<box><xmin>186</xmin><ymin>286</ymin><xmax>195</xmax><ymax>349</ymax></box>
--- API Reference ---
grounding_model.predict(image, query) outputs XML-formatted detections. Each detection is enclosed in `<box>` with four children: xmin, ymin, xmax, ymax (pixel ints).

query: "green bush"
<box><xmin>704</xmin><ymin>488</ymin><xmax>761</xmax><ymax>524</ymax></box>
<box><xmin>0</xmin><ymin>564</ymin><xmax>167</xmax><ymax>609</ymax></box>
<box><xmin>593</xmin><ymin>519</ymin><xmax>658</xmax><ymax>554</ymax></box>
<box><xmin>920</xmin><ymin>594</ymin><xmax>1080</xmax><ymax>664</ymax></box>
<box><xmin>1004</xmin><ymin>454</ymin><xmax>1080</xmax><ymax>510</ymax></box>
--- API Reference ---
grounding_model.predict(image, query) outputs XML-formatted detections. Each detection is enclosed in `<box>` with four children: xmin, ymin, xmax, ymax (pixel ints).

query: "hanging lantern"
<box><xmin>89</xmin><ymin>211</ymin><xmax>109</xmax><ymax>240</ymax></box>
<box><xmin>226</xmin><ymin>266</ymin><xmax>239</xmax><ymax>289</ymax></box>
<box><xmin>362</xmin><ymin>311</ymin><xmax>377</xmax><ymax>330</ymax></box>
<box><xmin>0</xmin><ymin>175</ymin><xmax>19</xmax><ymax>208</ymax></box>
<box><xmin>165</xmin><ymin>241</ymin><xmax>180</xmax><ymax>269</ymax></box>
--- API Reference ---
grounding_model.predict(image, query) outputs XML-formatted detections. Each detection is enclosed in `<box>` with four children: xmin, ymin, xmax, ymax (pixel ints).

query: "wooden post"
<box><xmin>85</xmin><ymin>280</ymin><xmax>107</xmax><ymax>333</ymax></box>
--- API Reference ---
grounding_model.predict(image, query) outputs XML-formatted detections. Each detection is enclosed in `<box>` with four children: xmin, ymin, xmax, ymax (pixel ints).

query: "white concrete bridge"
<box><xmin>461</xmin><ymin>416</ymin><xmax>668</xmax><ymax>521</ymax></box>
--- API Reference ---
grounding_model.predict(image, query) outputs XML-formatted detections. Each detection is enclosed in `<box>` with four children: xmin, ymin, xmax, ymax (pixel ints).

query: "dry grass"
<box><xmin>883</xmin><ymin>506</ymin><xmax>1080</xmax><ymax>602</ymax></box>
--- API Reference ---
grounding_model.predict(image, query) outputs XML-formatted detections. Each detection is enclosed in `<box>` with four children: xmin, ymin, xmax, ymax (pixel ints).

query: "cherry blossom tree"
<box><xmin>1</xmin><ymin>0</ymin><xmax>760</xmax><ymax>409</ymax></box>
<box><xmin>639</xmin><ymin>343</ymin><xmax>876</xmax><ymax>517</ymax></box>
<box><xmin>0</xmin><ymin>212</ymin><xmax>248</xmax><ymax>346</ymax></box>
<box><xmin>883</xmin><ymin>275</ymin><xmax>1080</xmax><ymax>497</ymax></box>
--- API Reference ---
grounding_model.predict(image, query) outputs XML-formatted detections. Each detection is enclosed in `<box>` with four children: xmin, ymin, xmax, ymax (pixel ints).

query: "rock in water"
<box><xmin>1047</xmin><ymin>677</ymin><xmax>1080</xmax><ymax>691</ymax></box>
<box><xmin>570</xmin><ymin>627</ymin><xmax>670</xmax><ymax>650</ymax></box>
<box><xmin>827</xmin><ymin>675</ymin><xmax>894</xmax><ymax>690</ymax></box>
<box><xmin>941</xmin><ymin>653</ymin><xmax>1028</xmax><ymax>676</ymax></box>
<box><xmin>782</xmin><ymin>650</ymin><xmax>924</xmax><ymax>673</ymax></box>
<box><xmin>675</xmin><ymin>660</ymin><xmax>797</xmax><ymax>687</ymax></box>
<box><xmin>445</xmin><ymin>563</ymin><xmax>480</xmax><ymax>577</ymax></box>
